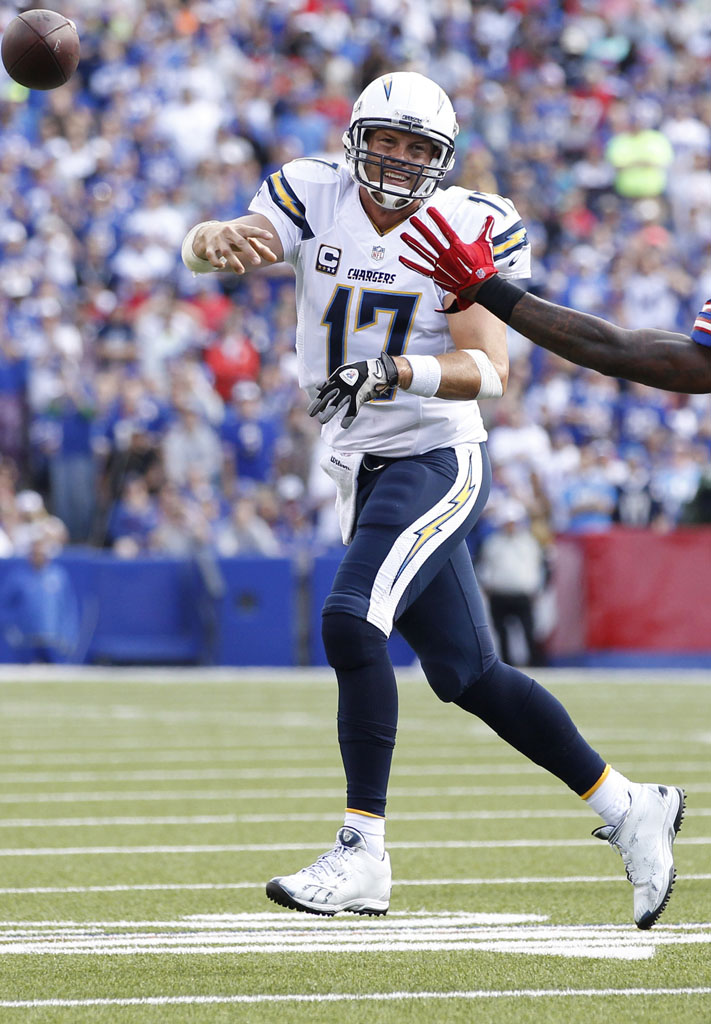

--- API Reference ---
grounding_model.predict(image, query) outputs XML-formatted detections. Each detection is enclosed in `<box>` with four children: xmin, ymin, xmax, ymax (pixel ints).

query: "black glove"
<box><xmin>307</xmin><ymin>351</ymin><xmax>399</xmax><ymax>429</ymax></box>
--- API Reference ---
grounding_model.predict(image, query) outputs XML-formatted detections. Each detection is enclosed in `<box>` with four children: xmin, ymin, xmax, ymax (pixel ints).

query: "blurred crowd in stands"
<box><xmin>0</xmin><ymin>0</ymin><xmax>710</xmax><ymax>575</ymax></box>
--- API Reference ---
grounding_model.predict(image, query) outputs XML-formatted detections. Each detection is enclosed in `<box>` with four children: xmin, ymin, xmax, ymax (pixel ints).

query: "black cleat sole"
<box><xmin>265</xmin><ymin>880</ymin><xmax>388</xmax><ymax>917</ymax></box>
<box><xmin>672</xmin><ymin>787</ymin><xmax>686</xmax><ymax>835</ymax></box>
<box><xmin>266</xmin><ymin>880</ymin><xmax>336</xmax><ymax>916</ymax></box>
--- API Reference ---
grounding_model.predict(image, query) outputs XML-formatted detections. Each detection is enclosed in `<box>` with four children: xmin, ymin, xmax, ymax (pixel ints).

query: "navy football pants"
<box><xmin>322</xmin><ymin>444</ymin><xmax>606</xmax><ymax>817</ymax></box>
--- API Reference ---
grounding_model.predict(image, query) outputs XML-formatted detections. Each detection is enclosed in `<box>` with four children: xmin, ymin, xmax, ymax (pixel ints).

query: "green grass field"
<box><xmin>0</xmin><ymin>665</ymin><xmax>709</xmax><ymax>1023</ymax></box>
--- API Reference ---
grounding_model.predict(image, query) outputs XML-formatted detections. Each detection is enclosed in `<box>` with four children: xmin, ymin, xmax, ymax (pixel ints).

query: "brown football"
<box><xmin>1</xmin><ymin>9</ymin><xmax>80</xmax><ymax>90</ymax></box>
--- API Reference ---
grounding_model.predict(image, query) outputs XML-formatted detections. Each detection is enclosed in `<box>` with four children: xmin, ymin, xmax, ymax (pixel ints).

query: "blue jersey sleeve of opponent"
<box><xmin>691</xmin><ymin>300</ymin><xmax>711</xmax><ymax>346</ymax></box>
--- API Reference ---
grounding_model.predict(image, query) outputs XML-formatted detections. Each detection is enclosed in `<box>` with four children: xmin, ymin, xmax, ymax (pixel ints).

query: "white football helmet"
<box><xmin>343</xmin><ymin>72</ymin><xmax>458</xmax><ymax>210</ymax></box>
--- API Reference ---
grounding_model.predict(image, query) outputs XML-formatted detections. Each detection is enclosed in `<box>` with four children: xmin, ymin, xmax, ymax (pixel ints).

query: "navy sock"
<box><xmin>455</xmin><ymin>660</ymin><xmax>606</xmax><ymax>796</ymax></box>
<box><xmin>322</xmin><ymin>612</ymin><xmax>397</xmax><ymax>818</ymax></box>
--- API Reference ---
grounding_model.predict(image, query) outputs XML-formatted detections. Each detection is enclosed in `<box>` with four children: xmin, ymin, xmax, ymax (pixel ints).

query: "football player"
<box><xmin>399</xmin><ymin>206</ymin><xmax>711</xmax><ymax>392</ymax></box>
<box><xmin>182</xmin><ymin>72</ymin><xmax>684</xmax><ymax>929</ymax></box>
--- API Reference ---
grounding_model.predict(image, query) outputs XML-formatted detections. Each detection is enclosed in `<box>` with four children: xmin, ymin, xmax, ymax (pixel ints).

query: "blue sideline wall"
<box><xmin>0</xmin><ymin>554</ymin><xmax>299</xmax><ymax>666</ymax></box>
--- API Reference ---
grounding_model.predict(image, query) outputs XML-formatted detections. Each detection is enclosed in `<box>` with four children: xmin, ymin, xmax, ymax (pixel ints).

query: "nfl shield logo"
<box><xmin>371</xmin><ymin>245</ymin><xmax>385</xmax><ymax>262</ymax></box>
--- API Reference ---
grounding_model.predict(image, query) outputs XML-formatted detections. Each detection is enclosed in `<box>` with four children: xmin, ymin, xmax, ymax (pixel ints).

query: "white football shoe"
<box><xmin>266</xmin><ymin>826</ymin><xmax>391</xmax><ymax>916</ymax></box>
<box><xmin>593</xmin><ymin>783</ymin><xmax>685</xmax><ymax>929</ymax></box>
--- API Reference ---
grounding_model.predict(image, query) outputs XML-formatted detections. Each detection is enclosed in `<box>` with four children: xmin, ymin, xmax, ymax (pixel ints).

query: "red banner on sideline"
<box><xmin>551</xmin><ymin>528</ymin><xmax>711</xmax><ymax>652</ymax></box>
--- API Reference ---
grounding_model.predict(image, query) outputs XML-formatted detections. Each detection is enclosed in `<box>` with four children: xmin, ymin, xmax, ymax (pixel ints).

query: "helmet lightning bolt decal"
<box><xmin>382</xmin><ymin>75</ymin><xmax>393</xmax><ymax>100</ymax></box>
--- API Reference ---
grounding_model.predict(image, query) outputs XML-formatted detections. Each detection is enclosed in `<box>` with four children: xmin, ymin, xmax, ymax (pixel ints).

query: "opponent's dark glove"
<box><xmin>400</xmin><ymin>208</ymin><xmax>498</xmax><ymax>312</ymax></box>
<box><xmin>307</xmin><ymin>351</ymin><xmax>399</xmax><ymax>429</ymax></box>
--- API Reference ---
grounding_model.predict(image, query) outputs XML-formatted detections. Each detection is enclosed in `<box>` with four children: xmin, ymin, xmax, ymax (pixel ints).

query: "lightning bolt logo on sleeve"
<box><xmin>267</xmin><ymin>170</ymin><xmax>315</xmax><ymax>240</ymax></box>
<box><xmin>492</xmin><ymin>221</ymin><xmax>527</xmax><ymax>262</ymax></box>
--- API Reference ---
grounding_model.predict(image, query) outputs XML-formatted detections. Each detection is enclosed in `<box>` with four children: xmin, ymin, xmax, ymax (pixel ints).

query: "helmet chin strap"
<box><xmin>367</xmin><ymin>186</ymin><xmax>413</xmax><ymax>210</ymax></box>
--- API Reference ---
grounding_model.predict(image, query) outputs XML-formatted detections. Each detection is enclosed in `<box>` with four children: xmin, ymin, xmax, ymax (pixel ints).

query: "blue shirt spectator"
<box><xmin>0</xmin><ymin>530</ymin><xmax>79</xmax><ymax>662</ymax></box>
<box><xmin>220</xmin><ymin>381</ymin><xmax>280</xmax><ymax>484</ymax></box>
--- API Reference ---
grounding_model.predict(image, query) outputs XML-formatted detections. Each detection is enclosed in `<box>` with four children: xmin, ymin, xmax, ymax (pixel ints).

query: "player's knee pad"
<box><xmin>322</xmin><ymin>611</ymin><xmax>387</xmax><ymax>671</ymax></box>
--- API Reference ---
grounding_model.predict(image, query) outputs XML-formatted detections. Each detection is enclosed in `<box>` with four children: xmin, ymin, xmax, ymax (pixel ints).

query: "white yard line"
<box><xmin>0</xmin><ymin>764</ymin><xmax>557</xmax><ymax>784</ymax></box>
<box><xmin>0</xmin><ymin>809</ymin><xmax>648</xmax><ymax>827</ymax></box>
<box><xmin>1</xmin><ymin>709</ymin><xmax>336</xmax><ymax>726</ymax></box>
<box><xmin>0</xmin><ymin>912</ymin><xmax>548</xmax><ymax>929</ymax></box>
<box><xmin>3</xmin><ymin>807</ymin><xmax>711</xmax><ymax>828</ymax></box>
<box><xmin>3</xmin><ymin>782</ymin><xmax>711</xmax><ymax>805</ymax></box>
<box><xmin>0</xmin><ymin>988</ymin><xmax>709</xmax><ymax>1008</ymax></box>
<box><xmin>1</xmin><ymin>915</ymin><xmax>707</xmax><ymax>929</ymax></box>
<box><xmin>0</xmin><ymin>918</ymin><xmax>709</xmax><ymax>961</ymax></box>
<box><xmin>2</xmin><ymin>730</ymin><xmax>707</xmax><ymax>758</ymax></box>
<box><xmin>0</xmin><ymin>987</ymin><xmax>709</xmax><ymax>1009</ymax></box>
<box><xmin>0</xmin><ymin>761</ymin><xmax>708</xmax><ymax>784</ymax></box>
<box><xmin>0</xmin><ymin>785</ymin><xmax>594</xmax><ymax>803</ymax></box>
<box><xmin>0</xmin><ymin>736</ymin><xmax>703</xmax><ymax>764</ymax></box>
<box><xmin>0</xmin><ymin>750</ymin><xmax>344</xmax><ymax>767</ymax></box>
<box><xmin>0</xmin><ymin>838</ymin><xmax>707</xmax><ymax>857</ymax></box>
<box><xmin>2</xmin><ymin>874</ymin><xmax>710</xmax><ymax>895</ymax></box>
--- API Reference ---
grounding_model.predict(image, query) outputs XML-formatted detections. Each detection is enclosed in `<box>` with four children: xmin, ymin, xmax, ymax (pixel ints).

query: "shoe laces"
<box><xmin>594</xmin><ymin>823</ymin><xmax>640</xmax><ymax>885</ymax></box>
<box><xmin>611</xmin><ymin>838</ymin><xmax>639</xmax><ymax>885</ymax></box>
<box><xmin>299</xmin><ymin>841</ymin><xmax>357</xmax><ymax>884</ymax></box>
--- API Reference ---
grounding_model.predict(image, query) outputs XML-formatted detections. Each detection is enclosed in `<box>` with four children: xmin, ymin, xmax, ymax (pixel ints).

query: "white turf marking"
<box><xmin>3</xmin><ymin>707</ymin><xmax>708</xmax><ymax>731</ymax></box>
<box><xmin>4</xmin><ymin>782</ymin><xmax>711</xmax><ymax>806</ymax></box>
<box><xmin>2</xmin><ymin>875</ymin><xmax>711</xmax><ymax>896</ymax></box>
<box><xmin>0</xmin><ymin>733</ymin><xmax>705</xmax><ymax>763</ymax></box>
<box><xmin>0</xmin><ymin>732</ymin><xmax>705</xmax><ymax>758</ymax></box>
<box><xmin>0</xmin><ymin>749</ymin><xmax>346</xmax><ymax>767</ymax></box>
<box><xmin>2</xmin><ymin>707</ymin><xmax>336</xmax><ymax>727</ymax></box>
<box><xmin>1</xmin><ymin>988</ymin><xmax>710</xmax><ymax>1009</ymax></box>
<box><xmin>0</xmin><ymin>764</ymin><xmax>578</xmax><ymax>783</ymax></box>
<box><xmin>0</xmin><ymin>917</ymin><xmax>710</xmax><ymax>961</ymax></box>
<box><xmin>0</xmin><ymin>837</ymin><xmax>707</xmax><ymax>858</ymax></box>
<box><xmin>1</xmin><ymin>761</ymin><xmax>709</xmax><ymax>785</ymax></box>
<box><xmin>1</xmin><ymin>811</ymin><xmax>587</xmax><ymax>828</ymax></box>
<box><xmin>0</xmin><ymin>913</ymin><xmax>546</xmax><ymax>928</ymax></box>
<box><xmin>4</xmin><ymin>808</ymin><xmax>711</xmax><ymax>829</ymax></box>
<box><xmin>1</xmin><ymin>988</ymin><xmax>710</xmax><ymax>1008</ymax></box>
<box><xmin>0</xmin><ymin>785</ymin><xmax>590</xmax><ymax>805</ymax></box>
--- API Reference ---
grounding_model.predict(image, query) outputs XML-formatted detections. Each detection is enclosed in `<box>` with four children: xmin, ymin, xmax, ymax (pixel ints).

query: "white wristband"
<box><xmin>181</xmin><ymin>222</ymin><xmax>220</xmax><ymax>273</ymax></box>
<box><xmin>403</xmin><ymin>354</ymin><xmax>442</xmax><ymax>398</ymax></box>
<box><xmin>463</xmin><ymin>348</ymin><xmax>504</xmax><ymax>399</ymax></box>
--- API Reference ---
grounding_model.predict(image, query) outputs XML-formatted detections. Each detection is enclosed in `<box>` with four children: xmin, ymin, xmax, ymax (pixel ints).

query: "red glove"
<box><xmin>400</xmin><ymin>208</ymin><xmax>498</xmax><ymax>311</ymax></box>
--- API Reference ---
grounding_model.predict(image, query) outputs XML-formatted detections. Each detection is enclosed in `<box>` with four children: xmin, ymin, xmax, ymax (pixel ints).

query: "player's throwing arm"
<box><xmin>182</xmin><ymin>215</ymin><xmax>282</xmax><ymax>275</ymax></box>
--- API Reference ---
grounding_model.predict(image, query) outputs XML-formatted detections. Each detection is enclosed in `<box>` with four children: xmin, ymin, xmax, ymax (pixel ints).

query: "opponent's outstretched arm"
<box><xmin>399</xmin><ymin>208</ymin><xmax>711</xmax><ymax>394</ymax></box>
<box><xmin>486</xmin><ymin>291</ymin><xmax>711</xmax><ymax>394</ymax></box>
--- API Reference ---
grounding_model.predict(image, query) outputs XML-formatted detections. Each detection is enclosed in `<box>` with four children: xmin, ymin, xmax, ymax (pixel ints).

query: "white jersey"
<box><xmin>250</xmin><ymin>160</ymin><xmax>530</xmax><ymax>457</ymax></box>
